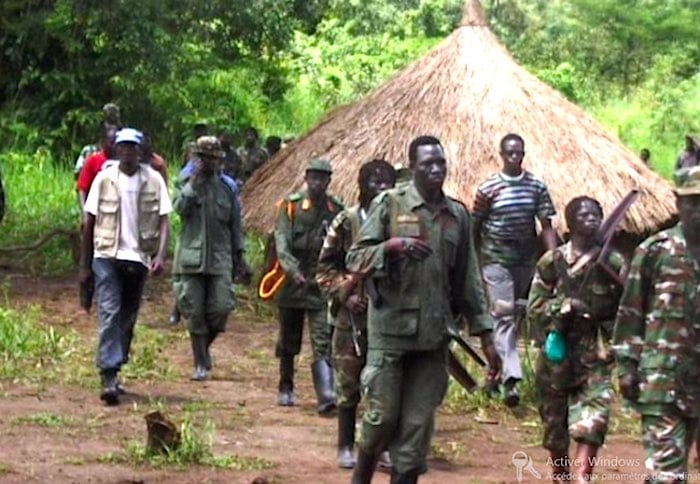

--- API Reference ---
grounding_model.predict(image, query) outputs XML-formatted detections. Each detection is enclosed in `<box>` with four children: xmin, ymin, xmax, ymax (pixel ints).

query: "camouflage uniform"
<box><xmin>346</xmin><ymin>181</ymin><xmax>492</xmax><ymax>476</ymax></box>
<box><xmin>528</xmin><ymin>243</ymin><xmax>625</xmax><ymax>455</ymax></box>
<box><xmin>317</xmin><ymin>206</ymin><xmax>368</xmax><ymax>409</ymax></box>
<box><xmin>237</xmin><ymin>145</ymin><xmax>269</xmax><ymax>182</ymax></box>
<box><xmin>613</xmin><ymin>222</ymin><xmax>700</xmax><ymax>483</ymax></box>
<box><xmin>274</xmin><ymin>159</ymin><xmax>343</xmax><ymax>409</ymax></box>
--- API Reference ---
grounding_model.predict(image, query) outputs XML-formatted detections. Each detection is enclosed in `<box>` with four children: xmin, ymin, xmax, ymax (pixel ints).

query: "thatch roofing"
<box><xmin>242</xmin><ymin>0</ymin><xmax>676</xmax><ymax>237</ymax></box>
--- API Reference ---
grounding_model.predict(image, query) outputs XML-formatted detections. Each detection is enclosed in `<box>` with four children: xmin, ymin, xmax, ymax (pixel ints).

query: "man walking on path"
<box><xmin>316</xmin><ymin>159</ymin><xmax>396</xmax><ymax>469</ymax></box>
<box><xmin>613</xmin><ymin>166</ymin><xmax>700</xmax><ymax>483</ymax></box>
<box><xmin>79</xmin><ymin>128</ymin><xmax>171</xmax><ymax>405</ymax></box>
<box><xmin>347</xmin><ymin>136</ymin><xmax>499</xmax><ymax>483</ymax></box>
<box><xmin>273</xmin><ymin>159</ymin><xmax>344</xmax><ymax>413</ymax></box>
<box><xmin>529</xmin><ymin>196</ymin><xmax>626</xmax><ymax>483</ymax></box>
<box><xmin>172</xmin><ymin>136</ymin><xmax>248</xmax><ymax>381</ymax></box>
<box><xmin>473</xmin><ymin>133</ymin><xmax>557</xmax><ymax>407</ymax></box>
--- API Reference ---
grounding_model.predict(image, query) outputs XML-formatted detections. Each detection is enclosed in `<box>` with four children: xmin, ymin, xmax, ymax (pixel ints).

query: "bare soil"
<box><xmin>0</xmin><ymin>270</ymin><xmax>660</xmax><ymax>483</ymax></box>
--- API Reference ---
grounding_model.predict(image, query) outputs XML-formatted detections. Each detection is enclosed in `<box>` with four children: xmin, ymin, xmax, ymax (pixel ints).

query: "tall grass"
<box><xmin>0</xmin><ymin>302</ymin><xmax>79</xmax><ymax>379</ymax></box>
<box><xmin>0</xmin><ymin>149</ymin><xmax>78</xmax><ymax>273</ymax></box>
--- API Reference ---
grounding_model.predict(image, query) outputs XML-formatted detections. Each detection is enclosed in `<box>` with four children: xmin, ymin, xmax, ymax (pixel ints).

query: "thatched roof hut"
<box><xmin>242</xmin><ymin>0</ymin><xmax>676</xmax><ymax>239</ymax></box>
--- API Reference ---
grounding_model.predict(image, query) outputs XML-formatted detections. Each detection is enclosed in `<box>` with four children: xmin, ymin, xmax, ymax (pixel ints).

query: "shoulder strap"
<box><xmin>346</xmin><ymin>207</ymin><xmax>361</xmax><ymax>241</ymax></box>
<box><xmin>387</xmin><ymin>191</ymin><xmax>399</xmax><ymax>237</ymax></box>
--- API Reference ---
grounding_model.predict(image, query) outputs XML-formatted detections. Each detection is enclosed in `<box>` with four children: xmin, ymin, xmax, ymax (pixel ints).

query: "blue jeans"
<box><xmin>92</xmin><ymin>258</ymin><xmax>147</xmax><ymax>371</ymax></box>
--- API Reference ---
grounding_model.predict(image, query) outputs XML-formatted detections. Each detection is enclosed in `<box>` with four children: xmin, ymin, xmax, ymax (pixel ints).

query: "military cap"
<box><xmin>194</xmin><ymin>136</ymin><xmax>224</xmax><ymax>158</ymax></box>
<box><xmin>673</xmin><ymin>166</ymin><xmax>700</xmax><ymax>196</ymax></box>
<box><xmin>306</xmin><ymin>159</ymin><xmax>332</xmax><ymax>174</ymax></box>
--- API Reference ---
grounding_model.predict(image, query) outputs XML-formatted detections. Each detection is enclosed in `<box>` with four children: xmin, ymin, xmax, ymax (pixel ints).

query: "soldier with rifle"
<box><xmin>346</xmin><ymin>135</ymin><xmax>499</xmax><ymax>484</ymax></box>
<box><xmin>316</xmin><ymin>159</ymin><xmax>396</xmax><ymax>470</ymax></box>
<box><xmin>528</xmin><ymin>196</ymin><xmax>628</xmax><ymax>483</ymax></box>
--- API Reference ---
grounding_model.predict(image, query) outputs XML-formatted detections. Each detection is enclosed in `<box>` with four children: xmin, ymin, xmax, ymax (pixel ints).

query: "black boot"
<box><xmin>189</xmin><ymin>333</ymin><xmax>208</xmax><ymax>381</ymax></box>
<box><xmin>504</xmin><ymin>377</ymin><xmax>520</xmax><ymax>408</ymax></box>
<box><xmin>204</xmin><ymin>330</ymin><xmax>220</xmax><ymax>371</ymax></box>
<box><xmin>390</xmin><ymin>469</ymin><xmax>418</xmax><ymax>484</ymax></box>
<box><xmin>312</xmin><ymin>359</ymin><xmax>336</xmax><ymax>416</ymax></box>
<box><xmin>100</xmin><ymin>369</ymin><xmax>119</xmax><ymax>405</ymax></box>
<box><xmin>337</xmin><ymin>406</ymin><xmax>357</xmax><ymax>468</ymax></box>
<box><xmin>352</xmin><ymin>449</ymin><xmax>377</xmax><ymax>484</ymax></box>
<box><xmin>278</xmin><ymin>354</ymin><xmax>295</xmax><ymax>406</ymax></box>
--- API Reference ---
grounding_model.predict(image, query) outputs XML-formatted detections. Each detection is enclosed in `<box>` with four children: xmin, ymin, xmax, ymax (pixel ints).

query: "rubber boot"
<box><xmin>100</xmin><ymin>369</ymin><xmax>119</xmax><ymax>405</ymax></box>
<box><xmin>204</xmin><ymin>330</ymin><xmax>220</xmax><ymax>371</ymax></box>
<box><xmin>351</xmin><ymin>449</ymin><xmax>377</xmax><ymax>484</ymax></box>
<box><xmin>503</xmin><ymin>377</ymin><xmax>520</xmax><ymax>408</ymax></box>
<box><xmin>312</xmin><ymin>359</ymin><xmax>337</xmax><ymax>416</ymax></box>
<box><xmin>278</xmin><ymin>354</ymin><xmax>296</xmax><ymax>406</ymax></box>
<box><xmin>189</xmin><ymin>333</ymin><xmax>208</xmax><ymax>381</ymax></box>
<box><xmin>337</xmin><ymin>406</ymin><xmax>357</xmax><ymax>469</ymax></box>
<box><xmin>390</xmin><ymin>469</ymin><xmax>418</xmax><ymax>484</ymax></box>
<box><xmin>572</xmin><ymin>443</ymin><xmax>598</xmax><ymax>483</ymax></box>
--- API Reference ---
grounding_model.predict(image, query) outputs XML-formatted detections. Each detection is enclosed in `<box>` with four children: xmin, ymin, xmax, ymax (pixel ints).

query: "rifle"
<box><xmin>347</xmin><ymin>310</ymin><xmax>363</xmax><ymax>358</ymax></box>
<box><xmin>569</xmin><ymin>189</ymin><xmax>640</xmax><ymax>287</ymax></box>
<box><xmin>447</xmin><ymin>322</ymin><xmax>486</xmax><ymax>367</ymax></box>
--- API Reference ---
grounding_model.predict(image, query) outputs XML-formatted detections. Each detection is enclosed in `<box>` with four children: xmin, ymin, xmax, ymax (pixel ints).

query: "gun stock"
<box><xmin>447</xmin><ymin>349</ymin><xmax>478</xmax><ymax>392</ymax></box>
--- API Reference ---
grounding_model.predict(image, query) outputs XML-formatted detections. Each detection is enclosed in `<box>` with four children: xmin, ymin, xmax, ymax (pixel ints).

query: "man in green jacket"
<box><xmin>172</xmin><ymin>136</ymin><xmax>248</xmax><ymax>381</ymax></box>
<box><xmin>613</xmin><ymin>166</ymin><xmax>700</xmax><ymax>483</ymax></box>
<box><xmin>346</xmin><ymin>135</ymin><xmax>499</xmax><ymax>484</ymax></box>
<box><xmin>274</xmin><ymin>159</ymin><xmax>344</xmax><ymax>413</ymax></box>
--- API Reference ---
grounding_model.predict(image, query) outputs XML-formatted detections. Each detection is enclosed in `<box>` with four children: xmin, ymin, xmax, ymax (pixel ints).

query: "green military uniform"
<box><xmin>346</xmin><ymin>181</ymin><xmax>492</xmax><ymax>476</ymax></box>
<box><xmin>528</xmin><ymin>243</ymin><xmax>625</xmax><ymax>455</ymax></box>
<box><xmin>172</xmin><ymin>137</ymin><xmax>244</xmax><ymax>379</ymax></box>
<box><xmin>274</xmin><ymin>159</ymin><xmax>343</xmax><ymax>410</ymax></box>
<box><xmin>613</xmin><ymin>223</ymin><xmax>700</xmax><ymax>483</ymax></box>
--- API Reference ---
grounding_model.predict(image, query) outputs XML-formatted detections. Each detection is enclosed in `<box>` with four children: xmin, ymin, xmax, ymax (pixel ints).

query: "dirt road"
<box><xmin>0</xmin><ymin>271</ymin><xmax>656</xmax><ymax>483</ymax></box>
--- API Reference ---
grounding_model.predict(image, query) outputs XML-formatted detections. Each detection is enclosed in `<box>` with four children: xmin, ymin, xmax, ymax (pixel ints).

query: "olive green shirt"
<box><xmin>274</xmin><ymin>190</ymin><xmax>343</xmax><ymax>309</ymax></box>
<box><xmin>346</xmin><ymin>182</ymin><xmax>492</xmax><ymax>351</ymax></box>
<box><xmin>172</xmin><ymin>173</ymin><xmax>243</xmax><ymax>275</ymax></box>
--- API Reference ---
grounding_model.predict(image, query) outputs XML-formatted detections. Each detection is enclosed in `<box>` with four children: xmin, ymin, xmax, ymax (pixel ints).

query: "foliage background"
<box><xmin>1</xmin><ymin>0</ymin><xmax>698</xmax><ymax>271</ymax></box>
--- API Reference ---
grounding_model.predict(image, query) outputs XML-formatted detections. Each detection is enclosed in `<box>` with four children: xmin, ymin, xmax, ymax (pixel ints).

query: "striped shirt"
<box><xmin>473</xmin><ymin>171</ymin><xmax>556</xmax><ymax>265</ymax></box>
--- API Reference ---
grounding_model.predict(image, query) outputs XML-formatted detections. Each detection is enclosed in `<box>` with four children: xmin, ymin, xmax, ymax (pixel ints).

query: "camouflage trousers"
<box><xmin>331</xmin><ymin>326</ymin><xmax>367</xmax><ymax>409</ymax></box>
<box><xmin>535</xmin><ymin>354</ymin><xmax>614</xmax><ymax>454</ymax></box>
<box><xmin>642</xmin><ymin>411</ymin><xmax>698</xmax><ymax>483</ymax></box>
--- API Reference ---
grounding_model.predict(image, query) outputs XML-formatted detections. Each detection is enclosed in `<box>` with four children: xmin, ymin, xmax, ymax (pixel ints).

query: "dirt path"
<box><xmin>0</xmin><ymin>270</ymin><xmax>659</xmax><ymax>483</ymax></box>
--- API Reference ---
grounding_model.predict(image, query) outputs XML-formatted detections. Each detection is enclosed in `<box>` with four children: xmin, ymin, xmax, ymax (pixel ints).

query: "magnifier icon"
<box><xmin>512</xmin><ymin>451</ymin><xmax>541</xmax><ymax>481</ymax></box>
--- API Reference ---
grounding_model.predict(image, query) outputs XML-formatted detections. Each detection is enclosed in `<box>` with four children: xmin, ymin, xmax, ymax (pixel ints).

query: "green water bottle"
<box><xmin>544</xmin><ymin>330</ymin><xmax>566</xmax><ymax>363</ymax></box>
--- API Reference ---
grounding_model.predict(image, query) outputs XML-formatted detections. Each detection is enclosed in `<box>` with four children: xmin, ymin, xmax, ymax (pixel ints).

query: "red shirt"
<box><xmin>76</xmin><ymin>150</ymin><xmax>109</xmax><ymax>193</ymax></box>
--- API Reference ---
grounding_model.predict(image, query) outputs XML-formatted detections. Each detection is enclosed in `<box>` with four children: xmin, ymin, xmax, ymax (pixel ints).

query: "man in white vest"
<box><xmin>79</xmin><ymin>127</ymin><xmax>172</xmax><ymax>405</ymax></box>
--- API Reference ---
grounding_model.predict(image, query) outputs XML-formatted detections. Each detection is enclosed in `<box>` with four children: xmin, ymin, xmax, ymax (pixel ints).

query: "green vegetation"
<box><xmin>0</xmin><ymin>302</ymin><xmax>79</xmax><ymax>380</ymax></box>
<box><xmin>1</xmin><ymin>0</ymin><xmax>698</xmax><ymax>272</ymax></box>
<box><xmin>12</xmin><ymin>412</ymin><xmax>74</xmax><ymax>428</ymax></box>
<box><xmin>106</xmin><ymin>414</ymin><xmax>275</xmax><ymax>470</ymax></box>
